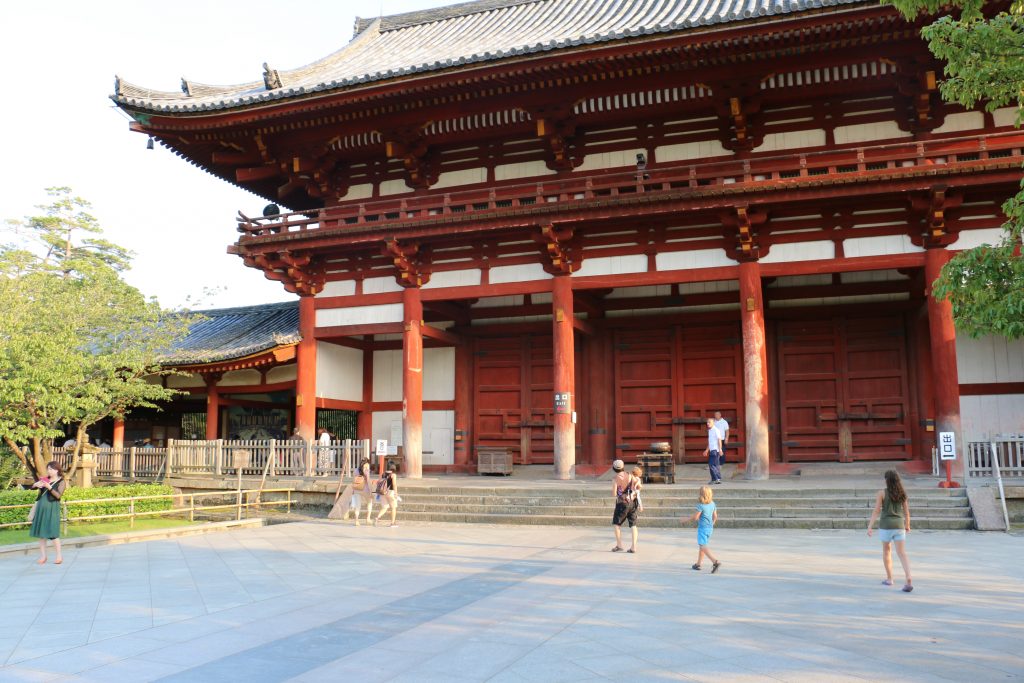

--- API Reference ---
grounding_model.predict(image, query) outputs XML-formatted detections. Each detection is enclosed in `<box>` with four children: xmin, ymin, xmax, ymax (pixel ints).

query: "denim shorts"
<box><xmin>878</xmin><ymin>528</ymin><xmax>906</xmax><ymax>542</ymax></box>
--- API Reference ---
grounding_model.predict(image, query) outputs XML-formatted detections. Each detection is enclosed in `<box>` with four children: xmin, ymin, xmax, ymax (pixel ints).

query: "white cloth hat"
<box><xmin>612</xmin><ymin>459</ymin><xmax>624</xmax><ymax>471</ymax></box>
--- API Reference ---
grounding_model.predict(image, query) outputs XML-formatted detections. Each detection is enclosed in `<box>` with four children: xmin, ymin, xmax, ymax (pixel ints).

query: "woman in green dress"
<box><xmin>30</xmin><ymin>461</ymin><xmax>66</xmax><ymax>565</ymax></box>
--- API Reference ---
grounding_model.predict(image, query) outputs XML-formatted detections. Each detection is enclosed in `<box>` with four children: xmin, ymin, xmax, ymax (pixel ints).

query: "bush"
<box><xmin>0</xmin><ymin>483</ymin><xmax>175</xmax><ymax>526</ymax></box>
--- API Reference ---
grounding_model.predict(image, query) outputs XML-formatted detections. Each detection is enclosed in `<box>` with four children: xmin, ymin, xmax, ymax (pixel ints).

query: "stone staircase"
<box><xmin>394</xmin><ymin>485</ymin><xmax>974</xmax><ymax>529</ymax></box>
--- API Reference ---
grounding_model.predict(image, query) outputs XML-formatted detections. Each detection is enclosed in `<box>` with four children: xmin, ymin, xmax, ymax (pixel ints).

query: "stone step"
<box><xmin>391</xmin><ymin>487</ymin><xmax>966</xmax><ymax>500</ymax></box>
<box><xmin>390</xmin><ymin>511</ymin><xmax>974</xmax><ymax>530</ymax></box>
<box><xmin>396</xmin><ymin>502</ymin><xmax>971</xmax><ymax>518</ymax></box>
<box><xmin>395</xmin><ymin>494</ymin><xmax>969</xmax><ymax>508</ymax></box>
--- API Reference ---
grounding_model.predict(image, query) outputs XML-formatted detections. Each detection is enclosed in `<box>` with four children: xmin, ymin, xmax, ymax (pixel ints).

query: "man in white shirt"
<box><xmin>703</xmin><ymin>417</ymin><xmax>723</xmax><ymax>485</ymax></box>
<box><xmin>714</xmin><ymin>411</ymin><xmax>730</xmax><ymax>467</ymax></box>
<box><xmin>316</xmin><ymin>428</ymin><xmax>333</xmax><ymax>475</ymax></box>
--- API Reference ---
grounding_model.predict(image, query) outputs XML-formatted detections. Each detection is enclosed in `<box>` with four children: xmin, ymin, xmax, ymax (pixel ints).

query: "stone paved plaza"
<box><xmin>1</xmin><ymin>520</ymin><xmax>1021</xmax><ymax>682</ymax></box>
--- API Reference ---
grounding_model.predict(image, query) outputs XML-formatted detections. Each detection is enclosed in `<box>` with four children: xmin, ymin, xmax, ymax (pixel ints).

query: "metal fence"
<box><xmin>966</xmin><ymin>435</ymin><xmax>1024</xmax><ymax>479</ymax></box>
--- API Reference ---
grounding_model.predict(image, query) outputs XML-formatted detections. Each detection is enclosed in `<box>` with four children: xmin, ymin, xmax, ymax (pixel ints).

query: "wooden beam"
<box><xmin>760</xmin><ymin>253</ymin><xmax>926</xmax><ymax>278</ymax></box>
<box><xmin>315</xmin><ymin>322</ymin><xmax>404</xmax><ymax>339</ymax></box>
<box><xmin>236</xmin><ymin>165</ymin><xmax>281</xmax><ymax>182</ymax></box>
<box><xmin>421</xmin><ymin>324</ymin><xmax>464</xmax><ymax>346</ymax></box>
<box><xmin>572</xmin><ymin>316</ymin><xmax>595</xmax><ymax>336</ymax></box>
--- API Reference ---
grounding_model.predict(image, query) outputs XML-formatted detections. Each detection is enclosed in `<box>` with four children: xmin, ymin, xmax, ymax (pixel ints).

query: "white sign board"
<box><xmin>375</xmin><ymin>439</ymin><xmax>388</xmax><ymax>457</ymax></box>
<box><xmin>938</xmin><ymin>431</ymin><xmax>957</xmax><ymax>460</ymax></box>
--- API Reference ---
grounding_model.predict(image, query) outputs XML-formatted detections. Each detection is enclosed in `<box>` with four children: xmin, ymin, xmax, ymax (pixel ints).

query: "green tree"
<box><xmin>886</xmin><ymin>0</ymin><xmax>1024</xmax><ymax>338</ymax></box>
<box><xmin>0</xmin><ymin>188</ymin><xmax>190</xmax><ymax>479</ymax></box>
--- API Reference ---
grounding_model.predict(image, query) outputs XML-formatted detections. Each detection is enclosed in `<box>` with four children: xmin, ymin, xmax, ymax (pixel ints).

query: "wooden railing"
<box><xmin>51</xmin><ymin>447</ymin><xmax>168</xmax><ymax>481</ymax></box>
<box><xmin>236</xmin><ymin>130</ymin><xmax>1024</xmax><ymax>239</ymax></box>
<box><xmin>966</xmin><ymin>435</ymin><xmax>1024</xmax><ymax>479</ymax></box>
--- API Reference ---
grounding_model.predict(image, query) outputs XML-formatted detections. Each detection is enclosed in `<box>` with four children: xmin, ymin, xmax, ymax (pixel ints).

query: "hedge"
<box><xmin>0</xmin><ymin>483</ymin><xmax>175</xmax><ymax>526</ymax></box>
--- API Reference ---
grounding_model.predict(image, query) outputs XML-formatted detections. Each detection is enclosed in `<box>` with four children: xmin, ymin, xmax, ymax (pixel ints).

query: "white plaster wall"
<box><xmin>955</xmin><ymin>228</ymin><xmax>1005</xmax><ymax>250</ymax></box>
<box><xmin>960</xmin><ymin>395</ymin><xmax>1024</xmax><ymax>440</ymax></box>
<box><xmin>574</xmin><ymin>254</ymin><xmax>647</xmax><ymax>277</ymax></box>
<box><xmin>363</xmin><ymin>277</ymin><xmax>404</xmax><ymax>294</ymax></box>
<box><xmin>957</xmin><ymin>335</ymin><xmax>1024</xmax><ymax>383</ymax></box>
<box><xmin>760</xmin><ymin>240</ymin><xmax>834</xmax><ymax>263</ymax></box>
<box><xmin>266</xmin><ymin>365</ymin><xmax>297</xmax><ymax>384</ymax></box>
<box><xmin>473</xmin><ymin>295</ymin><xmax>523</xmax><ymax>308</ymax></box>
<box><xmin>379</xmin><ymin>179</ymin><xmax>412</xmax><ymax>196</ymax></box>
<box><xmin>345</xmin><ymin>183</ymin><xmax>374</xmax><ymax>201</ymax></box>
<box><xmin>374</xmin><ymin>349</ymin><xmax>403</xmax><ymax>402</ymax></box>
<box><xmin>834</xmin><ymin>121</ymin><xmax>913</xmax><ymax>144</ymax></box>
<box><xmin>433</xmin><ymin>168</ymin><xmax>487</xmax><ymax>189</ymax></box>
<box><xmin>424</xmin><ymin>347</ymin><xmax>455</xmax><ymax>401</ymax></box>
<box><xmin>606</xmin><ymin>285</ymin><xmax>669</xmax><ymax>299</ymax></box>
<box><xmin>993</xmin><ymin>106</ymin><xmax>1020</xmax><ymax>127</ymax></box>
<box><xmin>316</xmin><ymin>343</ymin><xmax>363</xmax><ymax>401</ymax></box>
<box><xmin>167</xmin><ymin>373</ymin><xmax>205</xmax><ymax>389</ymax></box>
<box><xmin>754</xmin><ymin>129</ymin><xmax>826</xmax><ymax>152</ymax></box>
<box><xmin>218</xmin><ymin>369</ymin><xmax>262</xmax><ymax>387</ymax></box>
<box><xmin>317</xmin><ymin>281</ymin><xmax>356</xmax><ymax>298</ymax></box>
<box><xmin>370</xmin><ymin>410</ymin><xmax>454</xmax><ymax>464</ymax></box>
<box><xmin>932</xmin><ymin>112</ymin><xmax>985</xmax><ymax>134</ymax></box>
<box><xmin>495</xmin><ymin>160</ymin><xmax>558</xmax><ymax>181</ymax></box>
<box><xmin>318</xmin><ymin>303</ymin><xmax>403</xmax><ymax>327</ymax></box>
<box><xmin>656</xmin><ymin>249</ymin><xmax>736</xmax><ymax>270</ymax></box>
<box><xmin>490</xmin><ymin>263</ymin><xmax>550</xmax><ymax>284</ymax></box>
<box><xmin>423</xmin><ymin>269</ymin><xmax>482</xmax><ymax>290</ymax></box>
<box><xmin>575</xmin><ymin>148</ymin><xmax>646</xmax><ymax>173</ymax></box>
<box><xmin>656</xmin><ymin>140</ymin><xmax>729</xmax><ymax>162</ymax></box>
<box><xmin>843</xmin><ymin>235</ymin><xmax>923</xmax><ymax>257</ymax></box>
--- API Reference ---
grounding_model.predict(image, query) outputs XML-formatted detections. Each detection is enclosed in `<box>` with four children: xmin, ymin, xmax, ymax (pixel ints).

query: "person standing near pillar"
<box><xmin>714</xmin><ymin>411</ymin><xmax>730</xmax><ymax>466</ymax></box>
<box><xmin>703</xmin><ymin>417</ymin><xmax>723</xmax><ymax>485</ymax></box>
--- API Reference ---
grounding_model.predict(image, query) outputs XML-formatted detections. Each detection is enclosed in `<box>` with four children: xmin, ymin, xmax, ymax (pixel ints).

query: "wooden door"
<box><xmin>777</xmin><ymin>316</ymin><xmax>912</xmax><ymax>462</ymax></box>
<box><xmin>614</xmin><ymin>324</ymin><xmax>744</xmax><ymax>463</ymax></box>
<box><xmin>473</xmin><ymin>334</ymin><xmax>556</xmax><ymax>464</ymax></box>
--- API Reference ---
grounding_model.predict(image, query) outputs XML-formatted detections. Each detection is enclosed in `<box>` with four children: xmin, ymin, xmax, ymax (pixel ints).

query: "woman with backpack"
<box><xmin>373</xmin><ymin>467</ymin><xmax>399</xmax><ymax>527</ymax></box>
<box><xmin>343</xmin><ymin>457</ymin><xmax>373</xmax><ymax>525</ymax></box>
<box><xmin>610</xmin><ymin>460</ymin><xmax>642</xmax><ymax>554</ymax></box>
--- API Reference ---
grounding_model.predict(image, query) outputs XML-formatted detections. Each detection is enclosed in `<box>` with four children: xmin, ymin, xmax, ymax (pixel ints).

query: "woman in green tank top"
<box><xmin>867</xmin><ymin>470</ymin><xmax>913</xmax><ymax>592</ymax></box>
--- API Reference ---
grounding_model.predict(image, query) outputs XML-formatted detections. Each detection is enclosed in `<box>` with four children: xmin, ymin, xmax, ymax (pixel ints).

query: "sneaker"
<box><xmin>707</xmin><ymin>480</ymin><xmax>716</xmax><ymax>485</ymax></box>
<box><xmin>711</xmin><ymin>561</ymin><xmax>721</xmax><ymax>574</ymax></box>
<box><xmin>691</xmin><ymin>564</ymin><xmax>701</xmax><ymax>570</ymax></box>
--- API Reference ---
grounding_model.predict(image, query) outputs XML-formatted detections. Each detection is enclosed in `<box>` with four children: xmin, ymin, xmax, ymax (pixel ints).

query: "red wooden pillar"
<box><xmin>296</xmin><ymin>295</ymin><xmax>317</xmax><ymax>439</ymax></box>
<box><xmin>113</xmin><ymin>418</ymin><xmax>125</xmax><ymax>450</ymax></box>
<box><xmin>552</xmin><ymin>275</ymin><xmax>576</xmax><ymax>479</ymax></box>
<box><xmin>205</xmin><ymin>377</ymin><xmax>220</xmax><ymax>440</ymax></box>
<box><xmin>925</xmin><ymin>248</ymin><xmax>963</xmax><ymax>477</ymax></box>
<box><xmin>403</xmin><ymin>286</ymin><xmax>424</xmax><ymax>479</ymax></box>
<box><xmin>357</xmin><ymin>347</ymin><xmax>373</xmax><ymax>440</ymax></box>
<box><xmin>587</xmin><ymin>330</ymin><xmax>613</xmax><ymax>467</ymax></box>
<box><xmin>739</xmin><ymin>261</ymin><xmax>770</xmax><ymax>480</ymax></box>
<box><xmin>454</xmin><ymin>341</ymin><xmax>473</xmax><ymax>471</ymax></box>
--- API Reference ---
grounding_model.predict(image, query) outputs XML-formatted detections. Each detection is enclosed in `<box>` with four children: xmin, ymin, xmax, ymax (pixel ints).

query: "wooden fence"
<box><xmin>966</xmin><ymin>436</ymin><xmax>1024</xmax><ymax>479</ymax></box>
<box><xmin>49</xmin><ymin>439</ymin><xmax>371</xmax><ymax>481</ymax></box>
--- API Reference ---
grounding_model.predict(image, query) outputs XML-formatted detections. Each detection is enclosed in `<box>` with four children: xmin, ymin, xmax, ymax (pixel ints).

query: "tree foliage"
<box><xmin>886</xmin><ymin>0</ymin><xmax>1024</xmax><ymax>338</ymax></box>
<box><xmin>0</xmin><ymin>188</ymin><xmax>190</xmax><ymax>479</ymax></box>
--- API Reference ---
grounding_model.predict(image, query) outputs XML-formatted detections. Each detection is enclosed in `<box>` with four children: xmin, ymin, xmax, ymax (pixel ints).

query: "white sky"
<box><xmin>0</xmin><ymin>0</ymin><xmax>448</xmax><ymax>310</ymax></box>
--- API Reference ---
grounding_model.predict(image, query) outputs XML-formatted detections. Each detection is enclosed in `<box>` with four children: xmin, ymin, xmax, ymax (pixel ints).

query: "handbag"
<box><xmin>352</xmin><ymin>474</ymin><xmax>366</xmax><ymax>489</ymax></box>
<box><xmin>27</xmin><ymin>500</ymin><xmax>38</xmax><ymax>524</ymax></box>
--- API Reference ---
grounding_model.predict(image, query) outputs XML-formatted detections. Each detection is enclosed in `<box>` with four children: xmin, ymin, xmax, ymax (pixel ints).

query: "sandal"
<box><xmin>711</xmin><ymin>561</ymin><xmax>721</xmax><ymax>574</ymax></box>
<box><xmin>611</xmin><ymin>546</ymin><xmax>624</xmax><ymax>552</ymax></box>
<box><xmin>902</xmin><ymin>584</ymin><xmax>914</xmax><ymax>593</ymax></box>
<box><xmin>881</xmin><ymin>579</ymin><xmax>893</xmax><ymax>586</ymax></box>
<box><xmin>627</xmin><ymin>549</ymin><xmax>636</xmax><ymax>554</ymax></box>
<box><xmin>691</xmin><ymin>564</ymin><xmax>701</xmax><ymax>570</ymax></box>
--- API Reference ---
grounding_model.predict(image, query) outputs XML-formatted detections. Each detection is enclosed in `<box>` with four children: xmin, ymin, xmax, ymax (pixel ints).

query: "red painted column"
<box><xmin>454</xmin><ymin>341</ymin><xmax>473</xmax><ymax>471</ymax></box>
<box><xmin>552</xmin><ymin>275</ymin><xmax>576</xmax><ymax>479</ymax></box>
<box><xmin>587</xmin><ymin>331</ymin><xmax>612</xmax><ymax>467</ymax></box>
<box><xmin>357</xmin><ymin>347</ymin><xmax>373</xmax><ymax>440</ymax></box>
<box><xmin>205</xmin><ymin>378</ymin><xmax>220</xmax><ymax>440</ymax></box>
<box><xmin>739</xmin><ymin>261</ymin><xmax>770</xmax><ymax>480</ymax></box>
<box><xmin>403</xmin><ymin>286</ymin><xmax>424</xmax><ymax>479</ymax></box>
<box><xmin>296</xmin><ymin>295</ymin><xmax>317</xmax><ymax>439</ymax></box>
<box><xmin>112</xmin><ymin>419</ymin><xmax>125</xmax><ymax>451</ymax></box>
<box><xmin>925</xmin><ymin>248</ymin><xmax>963</xmax><ymax>477</ymax></box>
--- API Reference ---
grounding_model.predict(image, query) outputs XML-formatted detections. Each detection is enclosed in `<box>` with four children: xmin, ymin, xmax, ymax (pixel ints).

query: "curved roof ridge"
<box><xmin>369</xmin><ymin>0</ymin><xmax>544</xmax><ymax>32</ymax></box>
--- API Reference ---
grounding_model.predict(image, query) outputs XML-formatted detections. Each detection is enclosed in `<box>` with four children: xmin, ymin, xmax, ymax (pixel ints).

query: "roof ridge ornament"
<box><xmin>181</xmin><ymin>78</ymin><xmax>193</xmax><ymax>96</ymax></box>
<box><xmin>263</xmin><ymin>63</ymin><xmax>282</xmax><ymax>90</ymax></box>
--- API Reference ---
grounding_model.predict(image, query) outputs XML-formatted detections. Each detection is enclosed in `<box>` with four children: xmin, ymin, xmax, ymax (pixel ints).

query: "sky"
<box><xmin>0</xmin><ymin>0</ymin><xmax>449</xmax><ymax>310</ymax></box>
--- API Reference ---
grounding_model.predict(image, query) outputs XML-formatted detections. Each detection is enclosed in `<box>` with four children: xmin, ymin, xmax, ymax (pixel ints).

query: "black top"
<box><xmin>36</xmin><ymin>478</ymin><xmax>66</xmax><ymax>502</ymax></box>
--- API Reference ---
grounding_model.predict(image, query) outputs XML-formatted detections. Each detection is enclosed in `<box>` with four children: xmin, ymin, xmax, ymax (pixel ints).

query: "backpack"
<box><xmin>374</xmin><ymin>477</ymin><xmax>390</xmax><ymax>495</ymax></box>
<box><xmin>617</xmin><ymin>481</ymin><xmax>635</xmax><ymax>506</ymax></box>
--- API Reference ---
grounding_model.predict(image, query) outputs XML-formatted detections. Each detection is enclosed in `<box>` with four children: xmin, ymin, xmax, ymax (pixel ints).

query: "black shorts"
<box><xmin>612</xmin><ymin>501</ymin><xmax>638</xmax><ymax>527</ymax></box>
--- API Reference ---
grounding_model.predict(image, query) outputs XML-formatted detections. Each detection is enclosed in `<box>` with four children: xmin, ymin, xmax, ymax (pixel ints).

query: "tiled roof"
<box><xmin>113</xmin><ymin>0</ymin><xmax>868</xmax><ymax>114</ymax></box>
<box><xmin>162</xmin><ymin>301</ymin><xmax>300</xmax><ymax>366</ymax></box>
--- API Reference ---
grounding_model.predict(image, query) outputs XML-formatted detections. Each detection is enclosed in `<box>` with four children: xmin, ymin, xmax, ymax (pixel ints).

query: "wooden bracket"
<box><xmin>534</xmin><ymin>224</ymin><xmax>579</xmax><ymax>275</ymax></box>
<box><xmin>909</xmin><ymin>185</ymin><xmax>963</xmax><ymax>248</ymax></box>
<box><xmin>384</xmin><ymin>126</ymin><xmax>438</xmax><ymax>190</ymax></box>
<box><xmin>385</xmin><ymin>239</ymin><xmax>431</xmax><ymax>288</ymax></box>
<box><xmin>721</xmin><ymin>205</ymin><xmax>768</xmax><ymax>261</ymax></box>
<box><xmin>243</xmin><ymin>251</ymin><xmax>324</xmax><ymax>296</ymax></box>
<box><xmin>893</xmin><ymin>59</ymin><xmax>945</xmax><ymax>134</ymax></box>
<box><xmin>531</xmin><ymin>105</ymin><xmax>582</xmax><ymax>172</ymax></box>
<box><xmin>714</xmin><ymin>87</ymin><xmax>764</xmax><ymax>153</ymax></box>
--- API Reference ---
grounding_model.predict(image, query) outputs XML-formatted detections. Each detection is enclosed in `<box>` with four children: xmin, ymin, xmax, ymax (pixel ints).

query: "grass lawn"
<box><xmin>0</xmin><ymin>517</ymin><xmax>198</xmax><ymax>546</ymax></box>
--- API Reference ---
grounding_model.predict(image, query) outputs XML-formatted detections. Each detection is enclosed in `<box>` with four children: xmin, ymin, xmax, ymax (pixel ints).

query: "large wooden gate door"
<box><xmin>473</xmin><ymin>334</ymin><xmax>555</xmax><ymax>464</ymax></box>
<box><xmin>614</xmin><ymin>324</ymin><xmax>743</xmax><ymax>463</ymax></box>
<box><xmin>777</xmin><ymin>316</ymin><xmax>912</xmax><ymax>462</ymax></box>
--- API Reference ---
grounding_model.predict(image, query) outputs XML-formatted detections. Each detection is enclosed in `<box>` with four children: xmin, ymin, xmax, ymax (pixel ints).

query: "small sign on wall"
<box><xmin>375</xmin><ymin>439</ymin><xmax>388</xmax><ymax>457</ymax></box>
<box><xmin>938</xmin><ymin>431</ymin><xmax>957</xmax><ymax>460</ymax></box>
<box><xmin>554</xmin><ymin>392</ymin><xmax>571</xmax><ymax>414</ymax></box>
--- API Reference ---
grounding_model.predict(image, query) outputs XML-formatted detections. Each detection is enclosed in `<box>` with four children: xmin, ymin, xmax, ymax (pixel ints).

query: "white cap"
<box><xmin>612</xmin><ymin>459</ymin><xmax>625</xmax><ymax>472</ymax></box>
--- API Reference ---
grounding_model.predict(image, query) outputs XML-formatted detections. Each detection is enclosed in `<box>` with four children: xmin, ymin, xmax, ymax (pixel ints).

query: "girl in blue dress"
<box><xmin>688</xmin><ymin>485</ymin><xmax>721</xmax><ymax>573</ymax></box>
